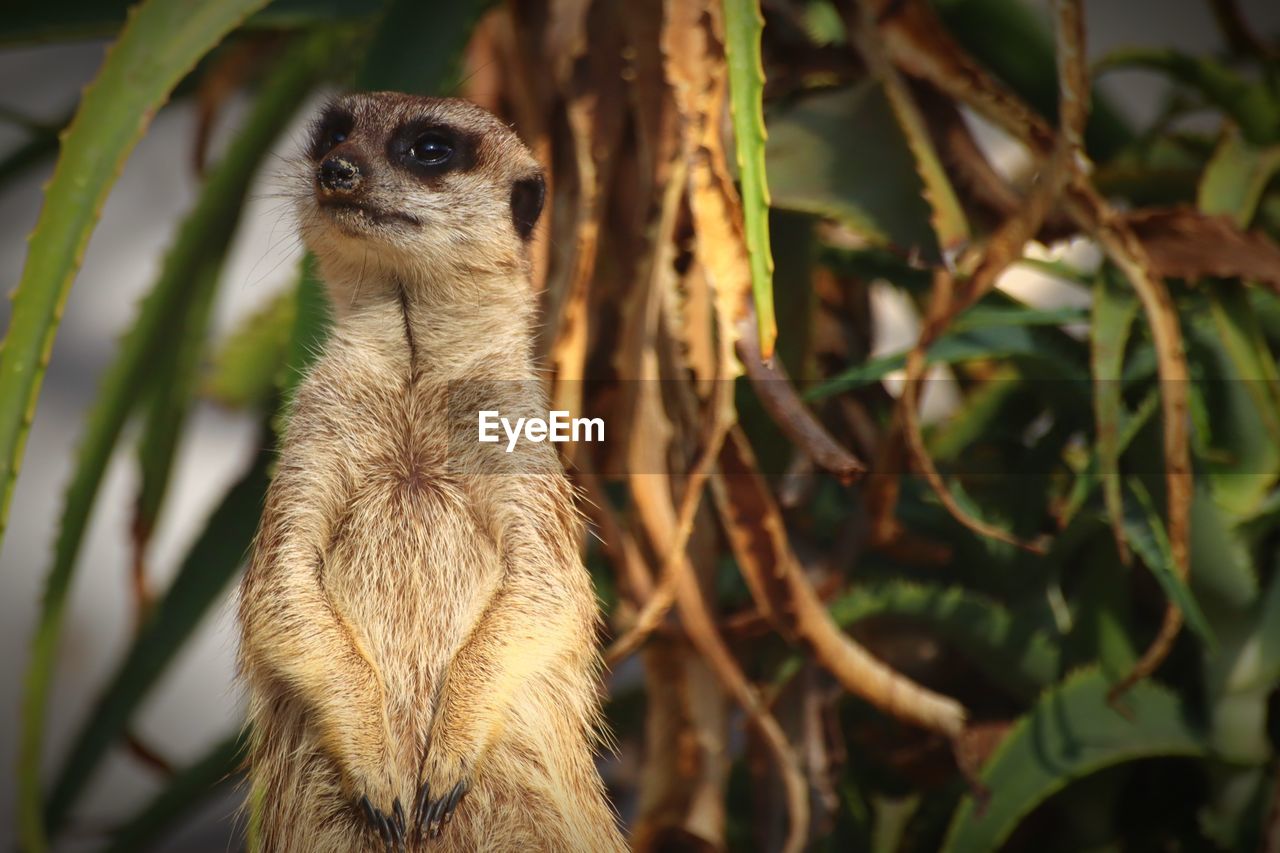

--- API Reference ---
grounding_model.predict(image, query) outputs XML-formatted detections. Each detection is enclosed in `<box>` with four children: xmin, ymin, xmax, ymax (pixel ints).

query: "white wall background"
<box><xmin>2</xmin><ymin>1</ymin><xmax>1278</xmax><ymax>849</ymax></box>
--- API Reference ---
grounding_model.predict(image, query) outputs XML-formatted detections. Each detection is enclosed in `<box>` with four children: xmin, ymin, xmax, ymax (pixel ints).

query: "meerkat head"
<box><xmin>297</xmin><ymin>92</ymin><xmax>545</xmax><ymax>291</ymax></box>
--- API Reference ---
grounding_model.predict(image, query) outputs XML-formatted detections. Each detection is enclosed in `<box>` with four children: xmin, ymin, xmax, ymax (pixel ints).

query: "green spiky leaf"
<box><xmin>204</xmin><ymin>288</ymin><xmax>297</xmax><ymax>409</ymax></box>
<box><xmin>1124</xmin><ymin>478</ymin><xmax>1216</xmax><ymax>646</ymax></box>
<box><xmin>24</xmin><ymin>31</ymin><xmax>337</xmax><ymax>841</ymax></box>
<box><xmin>942</xmin><ymin>668</ymin><xmax>1208</xmax><ymax>852</ymax></box>
<box><xmin>102</xmin><ymin>731</ymin><xmax>247</xmax><ymax>853</ymax></box>
<box><xmin>724</xmin><ymin>0</ymin><xmax>777</xmax><ymax>357</ymax></box>
<box><xmin>0</xmin><ymin>0</ymin><xmax>273</xmax><ymax>564</ymax></box>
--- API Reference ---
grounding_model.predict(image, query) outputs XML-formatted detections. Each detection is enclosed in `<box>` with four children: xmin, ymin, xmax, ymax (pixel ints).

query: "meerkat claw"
<box><xmin>392</xmin><ymin>798</ymin><xmax>406</xmax><ymax>847</ymax></box>
<box><xmin>426</xmin><ymin>779</ymin><xmax>469</xmax><ymax>838</ymax></box>
<box><xmin>359</xmin><ymin>794</ymin><xmax>404</xmax><ymax>852</ymax></box>
<box><xmin>444</xmin><ymin>780</ymin><xmax>467</xmax><ymax>824</ymax></box>
<box><xmin>412</xmin><ymin>781</ymin><xmax>431</xmax><ymax>843</ymax></box>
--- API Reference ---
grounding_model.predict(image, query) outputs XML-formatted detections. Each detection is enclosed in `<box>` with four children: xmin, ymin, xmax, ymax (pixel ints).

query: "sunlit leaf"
<box><xmin>724</xmin><ymin>0</ymin><xmax>777</xmax><ymax>357</ymax></box>
<box><xmin>1197</xmin><ymin>128</ymin><xmax>1280</xmax><ymax>228</ymax></box>
<box><xmin>0</xmin><ymin>0</ymin><xmax>273</xmax><ymax>563</ymax></box>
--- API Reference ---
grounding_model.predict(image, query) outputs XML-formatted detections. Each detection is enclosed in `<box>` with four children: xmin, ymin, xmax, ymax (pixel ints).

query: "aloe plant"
<box><xmin>4</xmin><ymin>0</ymin><xmax>1280</xmax><ymax>850</ymax></box>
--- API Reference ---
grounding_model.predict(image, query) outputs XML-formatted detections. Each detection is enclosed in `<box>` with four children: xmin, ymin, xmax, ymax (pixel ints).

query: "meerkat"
<box><xmin>237</xmin><ymin>92</ymin><xmax>627</xmax><ymax>852</ymax></box>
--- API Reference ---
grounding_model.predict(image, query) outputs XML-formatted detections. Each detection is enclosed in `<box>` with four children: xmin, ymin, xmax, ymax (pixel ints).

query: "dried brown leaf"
<box><xmin>874</xmin><ymin>0</ymin><xmax>1056</xmax><ymax>153</ymax></box>
<box><xmin>606</xmin><ymin>387</ymin><xmax>732</xmax><ymax>664</ymax></box>
<box><xmin>1074</xmin><ymin>188</ymin><xmax>1193</xmax><ymax>700</ymax></box>
<box><xmin>486</xmin><ymin>5</ymin><xmax>558</xmax><ymax>296</ymax></box>
<box><xmin>664</xmin><ymin>0</ymin><xmax>753</xmax><ymax>345</ymax></box>
<box><xmin>951</xmin><ymin>719</ymin><xmax>1011</xmax><ymax>791</ymax></box>
<box><xmin>736</xmin><ymin>312</ymin><xmax>865</xmax><ymax>484</ymax></box>
<box><xmin>1052</xmin><ymin>0</ymin><xmax>1089</xmax><ymax>157</ymax></box>
<box><xmin>1120</xmin><ymin>206</ymin><xmax>1280</xmax><ymax>291</ymax></box>
<box><xmin>671</xmin><ymin>555</ymin><xmax>810</xmax><ymax>853</ymax></box>
<box><xmin>899</xmin><ymin>333</ymin><xmax>1047</xmax><ymax>555</ymax></box>
<box><xmin>192</xmin><ymin>36</ymin><xmax>279</xmax><ymax>175</ymax></box>
<box><xmin>916</xmin><ymin>83</ymin><xmax>1022</xmax><ymax>223</ymax></box>
<box><xmin>623</xmin><ymin>339</ymin><xmax>809</xmax><ymax>853</ymax></box>
<box><xmin>548</xmin><ymin>5</ymin><xmax>629</xmax><ymax>436</ymax></box>
<box><xmin>574</xmin><ymin>459</ymin><xmax>652</xmax><ymax>606</ymax></box>
<box><xmin>712</xmin><ymin>427</ymin><xmax>968</xmax><ymax>738</ymax></box>
<box><xmin>633</xmin><ymin>637</ymin><xmax>729</xmax><ymax>852</ymax></box>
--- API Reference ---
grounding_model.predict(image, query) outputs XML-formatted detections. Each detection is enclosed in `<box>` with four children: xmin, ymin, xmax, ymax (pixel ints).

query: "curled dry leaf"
<box><xmin>193</xmin><ymin>36</ymin><xmax>280</xmax><ymax>175</ymax></box>
<box><xmin>484</xmin><ymin>4</ymin><xmax>558</xmax><ymax>295</ymax></box>
<box><xmin>896</xmin><ymin>159</ymin><xmax>1063</xmax><ymax>553</ymax></box>
<box><xmin>898</xmin><ymin>332</ymin><xmax>1047</xmax><ymax>555</ymax></box>
<box><xmin>1078</xmin><ymin>187</ymin><xmax>1192</xmax><ymax>702</ymax></box>
<box><xmin>872</xmin><ymin>0</ymin><xmax>1056</xmax><ymax>154</ymax></box>
<box><xmin>1052</xmin><ymin>0</ymin><xmax>1193</xmax><ymax>697</ymax></box>
<box><xmin>547</xmin><ymin>3</ymin><xmax>629</xmax><ymax>435</ymax></box>
<box><xmin>736</xmin><ymin>311</ymin><xmax>866</xmax><ymax>484</ymax></box>
<box><xmin>712</xmin><ymin>427</ymin><xmax>969</xmax><ymax>739</ymax></box>
<box><xmin>1118</xmin><ymin>206</ymin><xmax>1280</xmax><ymax>292</ymax></box>
<box><xmin>574</xmin><ymin>458</ymin><xmax>652</xmax><ymax>608</ymax></box>
<box><xmin>663</xmin><ymin>0</ymin><xmax>753</xmax><ymax>347</ymax></box>
<box><xmin>622</xmin><ymin>292</ymin><xmax>809</xmax><ymax>852</ymax></box>
<box><xmin>1051</xmin><ymin>0</ymin><xmax>1089</xmax><ymax>156</ymax></box>
<box><xmin>606</xmin><ymin>386</ymin><xmax>733</xmax><ymax>665</ymax></box>
<box><xmin>915</xmin><ymin>82</ymin><xmax>1023</xmax><ymax>223</ymax></box>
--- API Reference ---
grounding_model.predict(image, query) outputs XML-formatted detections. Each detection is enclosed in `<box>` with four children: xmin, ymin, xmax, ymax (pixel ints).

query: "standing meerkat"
<box><xmin>238</xmin><ymin>92</ymin><xmax>627</xmax><ymax>852</ymax></box>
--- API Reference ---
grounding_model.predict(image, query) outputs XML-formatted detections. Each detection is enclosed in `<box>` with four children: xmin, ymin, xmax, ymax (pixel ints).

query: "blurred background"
<box><xmin>4</xmin><ymin>0</ymin><xmax>1280</xmax><ymax>850</ymax></box>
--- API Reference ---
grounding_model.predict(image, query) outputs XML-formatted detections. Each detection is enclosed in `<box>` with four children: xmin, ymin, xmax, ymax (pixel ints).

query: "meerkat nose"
<box><xmin>318</xmin><ymin>156</ymin><xmax>361</xmax><ymax>192</ymax></box>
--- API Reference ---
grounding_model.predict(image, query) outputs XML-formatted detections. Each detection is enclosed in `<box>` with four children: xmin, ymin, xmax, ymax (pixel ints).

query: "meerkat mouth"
<box><xmin>318</xmin><ymin>199</ymin><xmax>421</xmax><ymax>228</ymax></box>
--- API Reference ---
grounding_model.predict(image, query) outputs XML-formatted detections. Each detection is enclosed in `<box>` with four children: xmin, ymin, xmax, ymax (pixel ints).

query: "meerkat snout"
<box><xmin>318</xmin><ymin>155</ymin><xmax>361</xmax><ymax>192</ymax></box>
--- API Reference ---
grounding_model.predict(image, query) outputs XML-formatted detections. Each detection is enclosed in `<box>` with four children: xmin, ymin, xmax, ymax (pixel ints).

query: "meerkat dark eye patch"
<box><xmin>390</xmin><ymin>120</ymin><xmax>475</xmax><ymax>179</ymax></box>
<box><xmin>510</xmin><ymin>174</ymin><xmax>545</xmax><ymax>241</ymax></box>
<box><xmin>309</xmin><ymin>107</ymin><xmax>354</xmax><ymax>160</ymax></box>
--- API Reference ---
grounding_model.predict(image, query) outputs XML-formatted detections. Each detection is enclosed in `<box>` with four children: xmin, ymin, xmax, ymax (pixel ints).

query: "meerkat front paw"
<box><xmin>414</xmin><ymin>778</ymin><xmax>469</xmax><ymax>841</ymax></box>
<box><xmin>342</xmin><ymin>750</ymin><xmax>409</xmax><ymax>852</ymax></box>
<box><xmin>412</xmin><ymin>748</ymin><xmax>472</xmax><ymax>842</ymax></box>
<box><xmin>359</xmin><ymin>794</ymin><xmax>406</xmax><ymax>852</ymax></box>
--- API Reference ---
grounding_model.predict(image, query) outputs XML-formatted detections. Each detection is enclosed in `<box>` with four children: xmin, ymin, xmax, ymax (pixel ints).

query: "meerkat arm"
<box><xmin>240</xmin><ymin>437</ymin><xmax>404</xmax><ymax>818</ymax></box>
<box><xmin>416</xmin><ymin>473</ymin><xmax>596</xmax><ymax>821</ymax></box>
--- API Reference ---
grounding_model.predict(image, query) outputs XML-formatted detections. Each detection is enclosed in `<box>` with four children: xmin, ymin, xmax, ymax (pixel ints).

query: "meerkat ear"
<box><xmin>510</xmin><ymin>174</ymin><xmax>546</xmax><ymax>240</ymax></box>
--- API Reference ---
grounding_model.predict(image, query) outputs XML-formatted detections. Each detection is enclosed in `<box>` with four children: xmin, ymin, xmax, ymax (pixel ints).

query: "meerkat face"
<box><xmin>298</xmin><ymin>92</ymin><xmax>545</xmax><ymax>283</ymax></box>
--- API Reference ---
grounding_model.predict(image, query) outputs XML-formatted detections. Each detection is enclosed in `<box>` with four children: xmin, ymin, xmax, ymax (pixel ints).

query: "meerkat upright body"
<box><xmin>238</xmin><ymin>93</ymin><xmax>626</xmax><ymax>852</ymax></box>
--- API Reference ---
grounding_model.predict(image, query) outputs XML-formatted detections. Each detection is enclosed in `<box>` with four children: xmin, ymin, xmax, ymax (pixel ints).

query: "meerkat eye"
<box><xmin>408</xmin><ymin>133</ymin><xmax>454</xmax><ymax>167</ymax></box>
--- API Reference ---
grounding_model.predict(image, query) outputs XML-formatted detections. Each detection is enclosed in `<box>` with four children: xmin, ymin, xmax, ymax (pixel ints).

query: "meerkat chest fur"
<box><xmin>289</xmin><ymin>302</ymin><xmax>537</xmax><ymax>696</ymax></box>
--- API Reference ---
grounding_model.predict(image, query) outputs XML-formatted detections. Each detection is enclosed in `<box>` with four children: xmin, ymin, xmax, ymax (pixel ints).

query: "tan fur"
<box><xmin>238</xmin><ymin>93</ymin><xmax>626</xmax><ymax>852</ymax></box>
